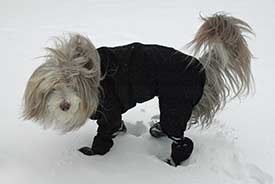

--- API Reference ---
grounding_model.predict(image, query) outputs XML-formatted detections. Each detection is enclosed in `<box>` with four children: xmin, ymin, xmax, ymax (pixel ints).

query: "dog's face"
<box><xmin>23</xmin><ymin>34</ymin><xmax>101</xmax><ymax>133</ymax></box>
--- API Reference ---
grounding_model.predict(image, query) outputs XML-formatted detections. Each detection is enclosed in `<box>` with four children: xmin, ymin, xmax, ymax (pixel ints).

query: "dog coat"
<box><xmin>91</xmin><ymin>42</ymin><xmax>205</xmax><ymax>138</ymax></box>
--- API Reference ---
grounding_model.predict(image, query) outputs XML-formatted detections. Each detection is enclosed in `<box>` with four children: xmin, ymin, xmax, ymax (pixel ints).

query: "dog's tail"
<box><xmin>188</xmin><ymin>13</ymin><xmax>254</xmax><ymax>127</ymax></box>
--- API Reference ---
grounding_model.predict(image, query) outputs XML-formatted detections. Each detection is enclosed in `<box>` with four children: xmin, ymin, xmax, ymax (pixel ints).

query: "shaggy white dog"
<box><xmin>22</xmin><ymin>13</ymin><xmax>254</xmax><ymax>166</ymax></box>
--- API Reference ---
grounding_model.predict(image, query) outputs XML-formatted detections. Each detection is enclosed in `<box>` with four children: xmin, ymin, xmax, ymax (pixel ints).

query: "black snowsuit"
<box><xmin>90</xmin><ymin>42</ymin><xmax>205</xmax><ymax>154</ymax></box>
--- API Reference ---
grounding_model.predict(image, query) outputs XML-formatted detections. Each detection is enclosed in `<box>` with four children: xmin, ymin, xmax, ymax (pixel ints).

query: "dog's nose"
<box><xmin>60</xmin><ymin>100</ymin><xmax>71</xmax><ymax>111</ymax></box>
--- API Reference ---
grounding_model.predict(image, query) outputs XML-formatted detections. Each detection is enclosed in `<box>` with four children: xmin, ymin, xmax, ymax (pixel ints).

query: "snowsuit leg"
<box><xmin>80</xmin><ymin>77</ymin><xmax>126</xmax><ymax>156</ymax></box>
<box><xmin>158</xmin><ymin>53</ymin><xmax>205</xmax><ymax>138</ymax></box>
<box><xmin>157</xmin><ymin>53</ymin><xmax>205</xmax><ymax>166</ymax></box>
<box><xmin>158</xmin><ymin>97</ymin><xmax>193</xmax><ymax>139</ymax></box>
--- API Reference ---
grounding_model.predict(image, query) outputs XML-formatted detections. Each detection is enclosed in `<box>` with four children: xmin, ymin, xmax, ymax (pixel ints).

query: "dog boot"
<box><xmin>167</xmin><ymin>137</ymin><xmax>194</xmax><ymax>166</ymax></box>
<box><xmin>149</xmin><ymin>122</ymin><xmax>166</xmax><ymax>138</ymax></box>
<box><xmin>78</xmin><ymin>147</ymin><xmax>95</xmax><ymax>156</ymax></box>
<box><xmin>79</xmin><ymin>121</ymin><xmax>126</xmax><ymax>156</ymax></box>
<box><xmin>79</xmin><ymin>134</ymin><xmax>114</xmax><ymax>156</ymax></box>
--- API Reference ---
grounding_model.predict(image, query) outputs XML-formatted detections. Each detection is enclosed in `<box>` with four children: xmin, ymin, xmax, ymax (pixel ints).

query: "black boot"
<box><xmin>149</xmin><ymin>122</ymin><xmax>167</xmax><ymax>138</ymax></box>
<box><xmin>79</xmin><ymin>121</ymin><xmax>127</xmax><ymax>156</ymax></box>
<box><xmin>168</xmin><ymin>137</ymin><xmax>194</xmax><ymax>166</ymax></box>
<box><xmin>79</xmin><ymin>134</ymin><xmax>114</xmax><ymax>156</ymax></box>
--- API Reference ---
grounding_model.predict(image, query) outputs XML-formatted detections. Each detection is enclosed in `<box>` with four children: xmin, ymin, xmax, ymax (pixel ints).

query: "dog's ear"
<box><xmin>69</xmin><ymin>34</ymin><xmax>99</xmax><ymax>70</ymax></box>
<box><xmin>71</xmin><ymin>34</ymin><xmax>90</xmax><ymax>58</ymax></box>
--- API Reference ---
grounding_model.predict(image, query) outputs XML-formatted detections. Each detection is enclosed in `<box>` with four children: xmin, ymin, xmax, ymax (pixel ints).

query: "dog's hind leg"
<box><xmin>158</xmin><ymin>95</ymin><xmax>195</xmax><ymax>166</ymax></box>
<box><xmin>156</xmin><ymin>56</ymin><xmax>204</xmax><ymax>166</ymax></box>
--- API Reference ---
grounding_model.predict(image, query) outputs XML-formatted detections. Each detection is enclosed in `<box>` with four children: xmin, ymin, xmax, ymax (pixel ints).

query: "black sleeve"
<box><xmin>95</xmin><ymin>75</ymin><xmax>123</xmax><ymax>136</ymax></box>
<box><xmin>91</xmin><ymin>77</ymin><xmax>123</xmax><ymax>155</ymax></box>
<box><xmin>96</xmin><ymin>98</ymin><xmax>123</xmax><ymax>137</ymax></box>
<box><xmin>91</xmin><ymin>100</ymin><xmax>122</xmax><ymax>154</ymax></box>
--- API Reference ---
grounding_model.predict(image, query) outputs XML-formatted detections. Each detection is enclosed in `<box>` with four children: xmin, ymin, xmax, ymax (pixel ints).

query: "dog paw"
<box><xmin>78</xmin><ymin>147</ymin><xmax>95</xmax><ymax>156</ymax></box>
<box><xmin>164</xmin><ymin>158</ymin><xmax>177</xmax><ymax>167</ymax></box>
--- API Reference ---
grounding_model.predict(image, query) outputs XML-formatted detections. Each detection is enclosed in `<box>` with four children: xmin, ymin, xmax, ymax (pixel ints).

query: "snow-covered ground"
<box><xmin>0</xmin><ymin>0</ymin><xmax>274</xmax><ymax>183</ymax></box>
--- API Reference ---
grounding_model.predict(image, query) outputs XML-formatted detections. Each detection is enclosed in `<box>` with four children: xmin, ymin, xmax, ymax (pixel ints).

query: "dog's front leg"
<box><xmin>79</xmin><ymin>113</ymin><xmax>124</xmax><ymax>156</ymax></box>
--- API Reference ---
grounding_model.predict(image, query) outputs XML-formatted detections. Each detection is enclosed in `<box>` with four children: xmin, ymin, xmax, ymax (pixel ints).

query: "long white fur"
<box><xmin>22</xmin><ymin>34</ymin><xmax>102</xmax><ymax>133</ymax></box>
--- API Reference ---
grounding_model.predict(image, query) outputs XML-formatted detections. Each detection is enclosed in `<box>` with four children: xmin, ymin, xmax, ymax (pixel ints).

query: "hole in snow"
<box><xmin>124</xmin><ymin>121</ymin><xmax>147</xmax><ymax>137</ymax></box>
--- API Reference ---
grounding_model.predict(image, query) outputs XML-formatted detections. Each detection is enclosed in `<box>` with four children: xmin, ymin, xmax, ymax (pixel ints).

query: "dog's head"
<box><xmin>22</xmin><ymin>34</ymin><xmax>101</xmax><ymax>133</ymax></box>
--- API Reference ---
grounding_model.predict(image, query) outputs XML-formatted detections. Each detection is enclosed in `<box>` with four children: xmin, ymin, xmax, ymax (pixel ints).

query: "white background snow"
<box><xmin>0</xmin><ymin>0</ymin><xmax>274</xmax><ymax>183</ymax></box>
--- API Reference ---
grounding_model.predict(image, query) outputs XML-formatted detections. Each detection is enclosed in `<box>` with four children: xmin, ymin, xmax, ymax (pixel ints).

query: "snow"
<box><xmin>0</xmin><ymin>0</ymin><xmax>274</xmax><ymax>183</ymax></box>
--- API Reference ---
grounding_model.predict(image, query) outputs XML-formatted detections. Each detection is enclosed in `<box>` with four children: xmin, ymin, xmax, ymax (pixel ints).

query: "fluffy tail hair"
<box><xmin>188</xmin><ymin>13</ymin><xmax>254</xmax><ymax>127</ymax></box>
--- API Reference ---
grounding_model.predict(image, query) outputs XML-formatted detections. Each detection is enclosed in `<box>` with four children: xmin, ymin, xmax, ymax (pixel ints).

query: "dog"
<box><xmin>22</xmin><ymin>13</ymin><xmax>254</xmax><ymax>166</ymax></box>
